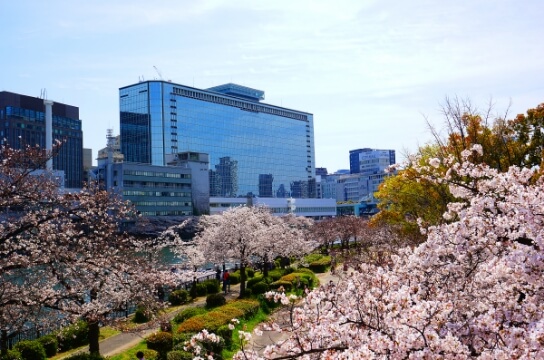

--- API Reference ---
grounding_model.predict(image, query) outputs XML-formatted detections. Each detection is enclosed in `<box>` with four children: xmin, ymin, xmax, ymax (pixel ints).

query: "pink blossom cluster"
<box><xmin>235</xmin><ymin>148</ymin><xmax>544</xmax><ymax>359</ymax></box>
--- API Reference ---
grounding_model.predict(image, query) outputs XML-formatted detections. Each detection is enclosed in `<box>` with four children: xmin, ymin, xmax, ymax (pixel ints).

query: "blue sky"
<box><xmin>1</xmin><ymin>0</ymin><xmax>543</xmax><ymax>171</ymax></box>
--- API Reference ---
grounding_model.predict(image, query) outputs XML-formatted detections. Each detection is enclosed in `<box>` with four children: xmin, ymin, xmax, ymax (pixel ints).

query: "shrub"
<box><xmin>294</xmin><ymin>267</ymin><xmax>314</xmax><ymax>275</ymax></box>
<box><xmin>190</xmin><ymin>281</ymin><xmax>197</xmax><ymax>299</ymax></box>
<box><xmin>195</xmin><ymin>282</ymin><xmax>208</xmax><ymax>297</ymax></box>
<box><xmin>133</xmin><ymin>305</ymin><xmax>151</xmax><ymax>324</ymax></box>
<box><xmin>147</xmin><ymin>331</ymin><xmax>173</xmax><ymax>360</ymax></box>
<box><xmin>270</xmin><ymin>280</ymin><xmax>292</xmax><ymax>291</ymax></box>
<box><xmin>173</xmin><ymin>332</ymin><xmax>196</xmax><ymax>348</ymax></box>
<box><xmin>13</xmin><ymin>340</ymin><xmax>46</xmax><ymax>360</ymax></box>
<box><xmin>284</xmin><ymin>266</ymin><xmax>295</xmax><ymax>274</ymax></box>
<box><xmin>246</xmin><ymin>275</ymin><xmax>264</xmax><ymax>288</ymax></box>
<box><xmin>167</xmin><ymin>350</ymin><xmax>193</xmax><ymax>360</ymax></box>
<box><xmin>303</xmin><ymin>253</ymin><xmax>324</xmax><ymax>264</ymax></box>
<box><xmin>168</xmin><ymin>289</ymin><xmax>189</xmax><ymax>306</ymax></box>
<box><xmin>0</xmin><ymin>349</ymin><xmax>22</xmax><ymax>360</ymax></box>
<box><xmin>228</xmin><ymin>271</ymin><xmax>240</xmax><ymax>285</ymax></box>
<box><xmin>206</xmin><ymin>293</ymin><xmax>226</xmax><ymax>308</ymax></box>
<box><xmin>242</xmin><ymin>288</ymin><xmax>252</xmax><ymax>297</ymax></box>
<box><xmin>251</xmin><ymin>281</ymin><xmax>269</xmax><ymax>295</ymax></box>
<box><xmin>143</xmin><ymin>349</ymin><xmax>159</xmax><ymax>360</ymax></box>
<box><xmin>172</xmin><ymin>307</ymin><xmax>207</xmax><ymax>324</ymax></box>
<box><xmin>177</xmin><ymin>300</ymin><xmax>259</xmax><ymax>333</ymax></box>
<box><xmin>57</xmin><ymin>320</ymin><xmax>89</xmax><ymax>352</ymax></box>
<box><xmin>267</xmin><ymin>269</ymin><xmax>283</xmax><ymax>281</ymax></box>
<box><xmin>247</xmin><ymin>268</ymin><xmax>255</xmax><ymax>278</ymax></box>
<box><xmin>309</xmin><ymin>256</ymin><xmax>331</xmax><ymax>273</ymax></box>
<box><xmin>227</xmin><ymin>300</ymin><xmax>260</xmax><ymax>319</ymax></box>
<box><xmin>37</xmin><ymin>334</ymin><xmax>58</xmax><ymax>357</ymax></box>
<box><xmin>216</xmin><ymin>325</ymin><xmax>233</xmax><ymax>349</ymax></box>
<box><xmin>202</xmin><ymin>279</ymin><xmax>220</xmax><ymax>294</ymax></box>
<box><xmin>63</xmin><ymin>354</ymin><xmax>106</xmax><ymax>360</ymax></box>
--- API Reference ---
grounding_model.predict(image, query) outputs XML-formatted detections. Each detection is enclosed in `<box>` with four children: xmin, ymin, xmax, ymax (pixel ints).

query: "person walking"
<box><xmin>222</xmin><ymin>270</ymin><xmax>230</xmax><ymax>294</ymax></box>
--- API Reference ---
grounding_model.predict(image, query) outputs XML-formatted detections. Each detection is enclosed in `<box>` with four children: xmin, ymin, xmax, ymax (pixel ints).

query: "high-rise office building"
<box><xmin>0</xmin><ymin>91</ymin><xmax>83</xmax><ymax>188</ymax></box>
<box><xmin>349</xmin><ymin>148</ymin><xmax>396</xmax><ymax>175</ymax></box>
<box><xmin>119</xmin><ymin>81</ymin><xmax>315</xmax><ymax>198</ymax></box>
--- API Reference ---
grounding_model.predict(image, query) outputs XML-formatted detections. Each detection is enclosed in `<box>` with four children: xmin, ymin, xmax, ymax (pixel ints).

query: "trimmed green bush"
<box><xmin>216</xmin><ymin>324</ymin><xmax>233</xmax><ymax>349</ymax></box>
<box><xmin>143</xmin><ymin>349</ymin><xmax>159</xmax><ymax>360</ymax></box>
<box><xmin>203</xmin><ymin>279</ymin><xmax>220</xmax><ymax>294</ymax></box>
<box><xmin>247</xmin><ymin>268</ymin><xmax>255</xmax><ymax>278</ymax></box>
<box><xmin>309</xmin><ymin>256</ymin><xmax>331</xmax><ymax>273</ymax></box>
<box><xmin>167</xmin><ymin>350</ymin><xmax>193</xmax><ymax>360</ymax></box>
<box><xmin>251</xmin><ymin>281</ymin><xmax>269</xmax><ymax>295</ymax></box>
<box><xmin>246</xmin><ymin>275</ymin><xmax>264</xmax><ymax>288</ymax></box>
<box><xmin>195</xmin><ymin>282</ymin><xmax>208</xmax><ymax>297</ymax></box>
<box><xmin>63</xmin><ymin>354</ymin><xmax>106</xmax><ymax>360</ymax></box>
<box><xmin>294</xmin><ymin>267</ymin><xmax>314</xmax><ymax>275</ymax></box>
<box><xmin>13</xmin><ymin>340</ymin><xmax>46</xmax><ymax>360</ymax></box>
<box><xmin>228</xmin><ymin>271</ymin><xmax>240</xmax><ymax>285</ymax></box>
<box><xmin>267</xmin><ymin>269</ymin><xmax>284</xmax><ymax>281</ymax></box>
<box><xmin>147</xmin><ymin>331</ymin><xmax>173</xmax><ymax>360</ymax></box>
<box><xmin>37</xmin><ymin>334</ymin><xmax>58</xmax><ymax>357</ymax></box>
<box><xmin>177</xmin><ymin>300</ymin><xmax>259</xmax><ymax>333</ymax></box>
<box><xmin>57</xmin><ymin>320</ymin><xmax>89</xmax><ymax>352</ymax></box>
<box><xmin>270</xmin><ymin>280</ymin><xmax>292</xmax><ymax>291</ymax></box>
<box><xmin>303</xmin><ymin>253</ymin><xmax>324</xmax><ymax>264</ymax></box>
<box><xmin>0</xmin><ymin>349</ymin><xmax>22</xmax><ymax>360</ymax></box>
<box><xmin>168</xmin><ymin>289</ymin><xmax>189</xmax><ymax>306</ymax></box>
<box><xmin>172</xmin><ymin>307</ymin><xmax>207</xmax><ymax>323</ymax></box>
<box><xmin>133</xmin><ymin>306</ymin><xmax>150</xmax><ymax>324</ymax></box>
<box><xmin>206</xmin><ymin>293</ymin><xmax>226</xmax><ymax>308</ymax></box>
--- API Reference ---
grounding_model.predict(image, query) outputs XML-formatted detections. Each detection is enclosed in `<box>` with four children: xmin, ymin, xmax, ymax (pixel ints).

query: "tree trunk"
<box><xmin>1</xmin><ymin>329</ymin><xmax>7</xmax><ymax>357</ymax></box>
<box><xmin>239</xmin><ymin>263</ymin><xmax>247</xmax><ymax>299</ymax></box>
<box><xmin>88</xmin><ymin>320</ymin><xmax>100</xmax><ymax>355</ymax></box>
<box><xmin>263</xmin><ymin>255</ymin><xmax>269</xmax><ymax>278</ymax></box>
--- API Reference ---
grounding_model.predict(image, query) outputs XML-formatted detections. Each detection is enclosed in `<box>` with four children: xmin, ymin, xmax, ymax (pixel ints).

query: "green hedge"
<box><xmin>147</xmin><ymin>331</ymin><xmax>173</xmax><ymax>360</ymax></box>
<box><xmin>169</xmin><ymin>289</ymin><xmax>189</xmax><ymax>306</ymax></box>
<box><xmin>308</xmin><ymin>256</ymin><xmax>331</xmax><ymax>273</ymax></box>
<box><xmin>251</xmin><ymin>282</ymin><xmax>269</xmax><ymax>295</ymax></box>
<box><xmin>37</xmin><ymin>334</ymin><xmax>58</xmax><ymax>357</ymax></box>
<box><xmin>172</xmin><ymin>307</ymin><xmax>207</xmax><ymax>324</ymax></box>
<box><xmin>206</xmin><ymin>293</ymin><xmax>226</xmax><ymax>308</ymax></box>
<box><xmin>56</xmin><ymin>320</ymin><xmax>89</xmax><ymax>352</ymax></box>
<box><xmin>13</xmin><ymin>340</ymin><xmax>46</xmax><ymax>360</ymax></box>
<box><xmin>177</xmin><ymin>300</ymin><xmax>260</xmax><ymax>333</ymax></box>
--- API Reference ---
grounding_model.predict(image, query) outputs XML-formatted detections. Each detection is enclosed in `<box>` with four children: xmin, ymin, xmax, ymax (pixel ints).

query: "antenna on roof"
<box><xmin>153</xmin><ymin>66</ymin><xmax>163</xmax><ymax>80</ymax></box>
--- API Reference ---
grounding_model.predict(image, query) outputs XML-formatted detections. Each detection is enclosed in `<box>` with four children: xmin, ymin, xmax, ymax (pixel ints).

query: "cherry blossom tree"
<box><xmin>233</xmin><ymin>145</ymin><xmax>544</xmax><ymax>359</ymax></box>
<box><xmin>187</xmin><ymin>206</ymin><xmax>315</xmax><ymax>298</ymax></box>
<box><xmin>0</xmin><ymin>144</ymin><xmax>176</xmax><ymax>355</ymax></box>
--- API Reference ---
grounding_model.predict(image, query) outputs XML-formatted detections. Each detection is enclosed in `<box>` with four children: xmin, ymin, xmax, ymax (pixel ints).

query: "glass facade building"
<box><xmin>120</xmin><ymin>81</ymin><xmax>315</xmax><ymax>198</ymax></box>
<box><xmin>0</xmin><ymin>91</ymin><xmax>83</xmax><ymax>188</ymax></box>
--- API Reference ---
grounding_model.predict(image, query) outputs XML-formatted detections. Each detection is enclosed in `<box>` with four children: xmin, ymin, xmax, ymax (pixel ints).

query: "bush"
<box><xmin>195</xmin><ymin>282</ymin><xmax>208</xmax><ymax>297</ymax></box>
<box><xmin>147</xmin><ymin>331</ymin><xmax>173</xmax><ymax>360</ymax></box>
<box><xmin>177</xmin><ymin>300</ymin><xmax>259</xmax><ymax>333</ymax></box>
<box><xmin>309</xmin><ymin>256</ymin><xmax>331</xmax><ymax>273</ymax></box>
<box><xmin>57</xmin><ymin>320</ymin><xmax>89</xmax><ymax>352</ymax></box>
<box><xmin>168</xmin><ymin>289</ymin><xmax>189</xmax><ymax>306</ymax></box>
<box><xmin>206</xmin><ymin>293</ymin><xmax>226</xmax><ymax>308</ymax></box>
<box><xmin>216</xmin><ymin>325</ymin><xmax>233</xmax><ymax>349</ymax></box>
<box><xmin>270</xmin><ymin>280</ymin><xmax>292</xmax><ymax>291</ymax></box>
<box><xmin>251</xmin><ymin>281</ymin><xmax>269</xmax><ymax>295</ymax></box>
<box><xmin>303</xmin><ymin>253</ymin><xmax>324</xmax><ymax>264</ymax></box>
<box><xmin>267</xmin><ymin>269</ymin><xmax>284</xmax><ymax>281</ymax></box>
<box><xmin>143</xmin><ymin>349</ymin><xmax>159</xmax><ymax>360</ymax></box>
<box><xmin>242</xmin><ymin>288</ymin><xmax>252</xmax><ymax>297</ymax></box>
<box><xmin>228</xmin><ymin>271</ymin><xmax>240</xmax><ymax>285</ymax></box>
<box><xmin>0</xmin><ymin>349</ymin><xmax>22</xmax><ymax>360</ymax></box>
<box><xmin>133</xmin><ymin>306</ymin><xmax>150</xmax><ymax>324</ymax></box>
<box><xmin>247</xmin><ymin>268</ymin><xmax>255</xmax><ymax>278</ymax></box>
<box><xmin>13</xmin><ymin>340</ymin><xmax>46</xmax><ymax>360</ymax></box>
<box><xmin>246</xmin><ymin>275</ymin><xmax>264</xmax><ymax>288</ymax></box>
<box><xmin>172</xmin><ymin>307</ymin><xmax>207</xmax><ymax>324</ymax></box>
<box><xmin>37</xmin><ymin>334</ymin><xmax>58</xmax><ymax>357</ymax></box>
<box><xmin>202</xmin><ymin>279</ymin><xmax>220</xmax><ymax>294</ymax></box>
<box><xmin>63</xmin><ymin>354</ymin><xmax>106</xmax><ymax>360</ymax></box>
<box><xmin>167</xmin><ymin>350</ymin><xmax>193</xmax><ymax>360</ymax></box>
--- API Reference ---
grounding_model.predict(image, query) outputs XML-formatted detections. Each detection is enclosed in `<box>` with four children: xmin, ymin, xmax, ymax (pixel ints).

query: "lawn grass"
<box><xmin>222</xmin><ymin>307</ymin><xmax>270</xmax><ymax>360</ymax></box>
<box><xmin>106</xmin><ymin>340</ymin><xmax>148</xmax><ymax>360</ymax></box>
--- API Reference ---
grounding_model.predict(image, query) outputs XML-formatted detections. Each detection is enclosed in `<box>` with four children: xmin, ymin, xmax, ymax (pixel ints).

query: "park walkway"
<box><xmin>60</xmin><ymin>271</ymin><xmax>340</xmax><ymax>358</ymax></box>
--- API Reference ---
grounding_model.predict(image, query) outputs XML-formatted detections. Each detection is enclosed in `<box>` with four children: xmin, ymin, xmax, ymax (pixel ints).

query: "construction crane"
<box><xmin>153</xmin><ymin>66</ymin><xmax>163</xmax><ymax>80</ymax></box>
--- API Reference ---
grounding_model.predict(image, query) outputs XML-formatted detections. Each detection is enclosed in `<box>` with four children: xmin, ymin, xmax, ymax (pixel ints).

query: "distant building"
<box><xmin>119</xmin><ymin>80</ymin><xmax>315</xmax><ymax>199</ymax></box>
<box><xmin>0</xmin><ymin>91</ymin><xmax>83</xmax><ymax>188</ymax></box>
<box><xmin>97</xmin><ymin>133</ymin><xmax>124</xmax><ymax>163</ymax></box>
<box><xmin>349</xmin><ymin>148</ymin><xmax>395</xmax><ymax>175</ymax></box>
<box><xmin>209</xmin><ymin>197</ymin><xmax>336</xmax><ymax>219</ymax></box>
